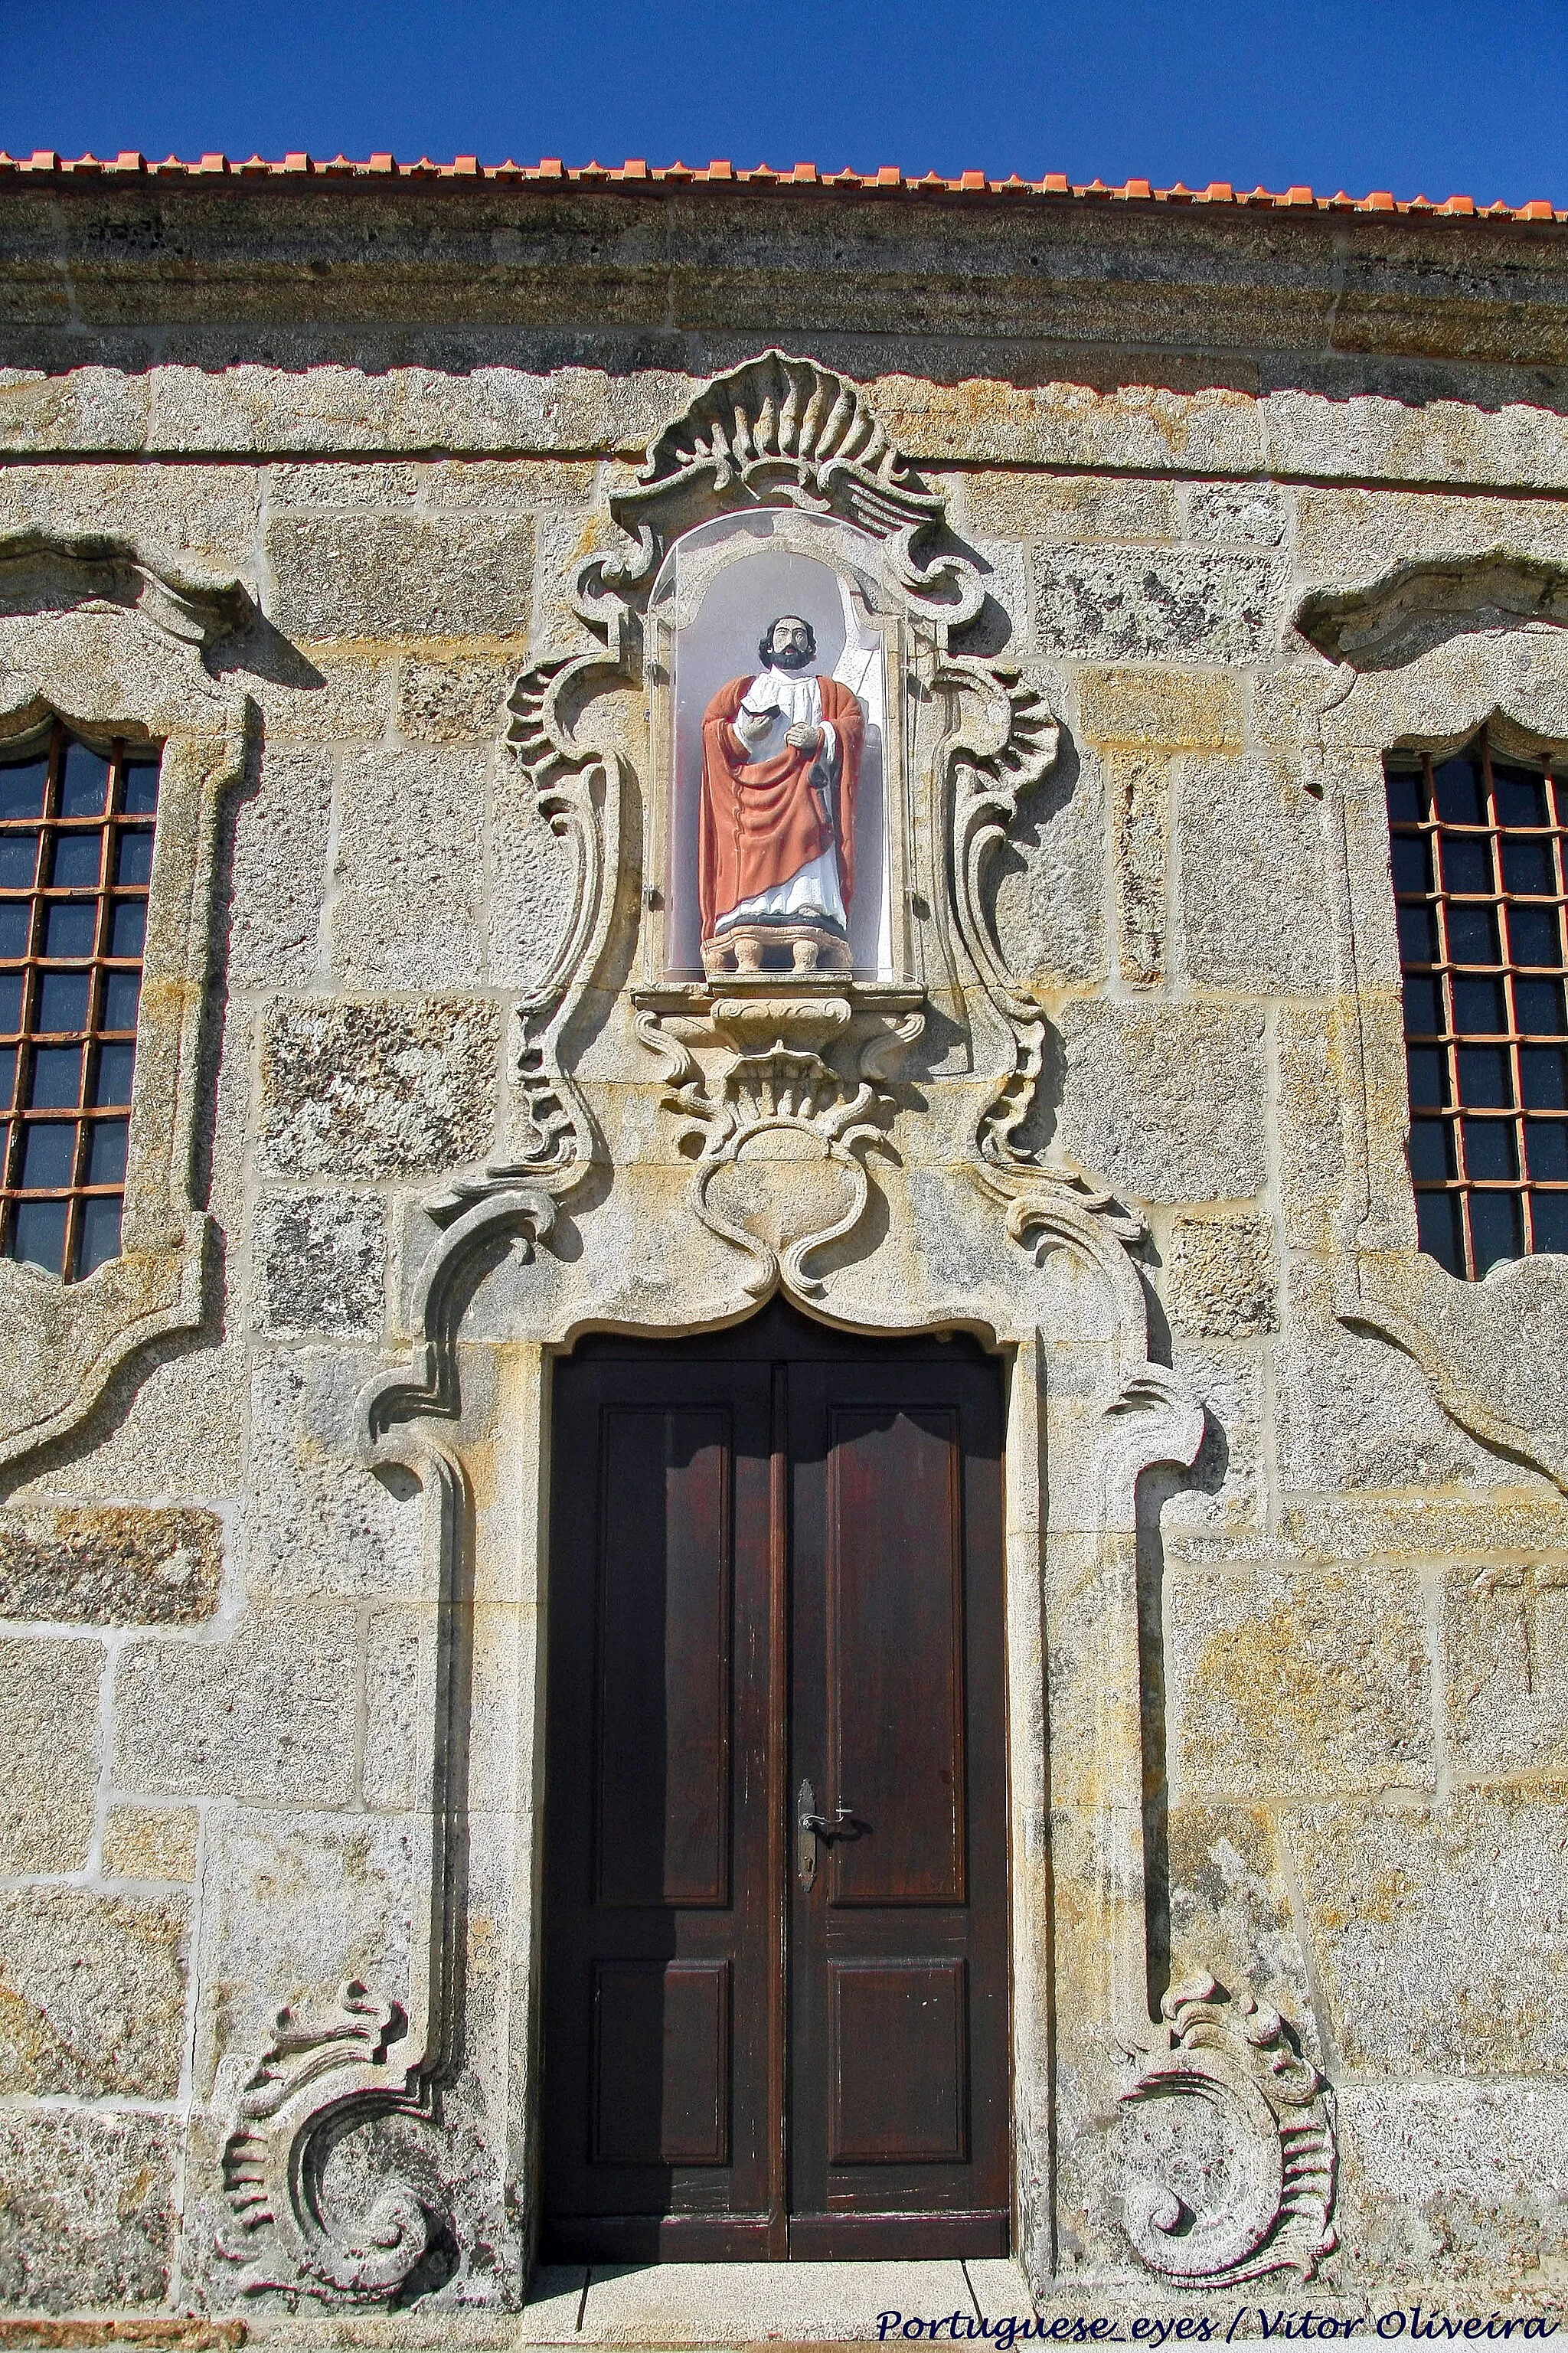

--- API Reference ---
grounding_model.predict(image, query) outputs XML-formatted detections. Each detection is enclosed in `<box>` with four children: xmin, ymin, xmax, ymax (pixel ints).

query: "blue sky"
<box><xmin>4</xmin><ymin>0</ymin><xmax>1565</xmax><ymax>209</ymax></box>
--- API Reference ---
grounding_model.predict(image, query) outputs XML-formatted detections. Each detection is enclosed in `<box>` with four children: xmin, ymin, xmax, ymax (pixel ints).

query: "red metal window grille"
<box><xmin>1387</xmin><ymin>737</ymin><xmax>1568</xmax><ymax>1279</ymax></box>
<box><xmin>0</xmin><ymin>723</ymin><xmax>159</xmax><ymax>1281</ymax></box>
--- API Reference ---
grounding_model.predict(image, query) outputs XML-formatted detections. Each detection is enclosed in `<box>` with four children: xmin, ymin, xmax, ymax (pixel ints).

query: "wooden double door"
<box><xmin>541</xmin><ymin>1302</ymin><xmax>1010</xmax><ymax>2260</ymax></box>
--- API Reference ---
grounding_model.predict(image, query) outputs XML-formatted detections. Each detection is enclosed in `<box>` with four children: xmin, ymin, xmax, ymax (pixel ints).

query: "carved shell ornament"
<box><xmin>1116</xmin><ymin>1976</ymin><xmax>1338</xmax><ymax>2287</ymax></box>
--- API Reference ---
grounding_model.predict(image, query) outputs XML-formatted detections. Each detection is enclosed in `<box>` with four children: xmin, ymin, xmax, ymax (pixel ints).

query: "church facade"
<box><xmin>0</xmin><ymin>155</ymin><xmax>1566</xmax><ymax>2327</ymax></box>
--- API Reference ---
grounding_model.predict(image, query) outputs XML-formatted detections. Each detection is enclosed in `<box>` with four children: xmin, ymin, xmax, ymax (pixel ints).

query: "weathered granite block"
<box><xmin>253</xmin><ymin>1191</ymin><xmax>387</xmax><ymax>1336</ymax></box>
<box><xmin>245</xmin><ymin>1351</ymin><xmax>422</xmax><ymax>1600</ymax></box>
<box><xmin>226</xmin><ymin>745</ymin><xmax>332</xmax><ymax>990</ymax></box>
<box><xmin>364</xmin><ymin>1608</ymin><xmax>422</xmax><ymax>1809</ymax></box>
<box><xmin>1446</xmin><ymin>1565</ymin><xmax>1568</xmax><ymax>1779</ymax></box>
<box><xmin>1337</xmin><ymin>2080</ymin><xmax>1568</xmax><ymax>2286</ymax></box>
<box><xmin>396</xmin><ymin>652</ymin><xmax>514</xmax><ymax>743</ymax></box>
<box><xmin>0</xmin><ymin>2110</ymin><xmax>178</xmax><ymax>2312</ymax></box>
<box><xmin>1178</xmin><ymin>757</ymin><xmax>1336</xmax><ymax>992</ymax></box>
<box><xmin>113</xmin><ymin>1604</ymin><xmax>359</xmax><ymax>1803</ymax></box>
<box><xmin>1076</xmin><ymin>662</ymin><xmax>1243</xmax><ymax>751</ymax></box>
<box><xmin>0</xmin><ymin>1505</ymin><xmax>222</xmax><ymax>1623</ymax></box>
<box><xmin>1167</xmin><ymin>1211</ymin><xmax>1279</xmax><ymax>1336</ymax></box>
<box><xmin>1057</xmin><ymin>999</ymin><xmax>1266</xmax><ymax>1202</ymax></box>
<box><xmin>1166</xmin><ymin>1559</ymin><xmax>1432</xmax><ymax>1797</ymax></box>
<box><xmin>331</xmin><ymin>744</ymin><xmax>486</xmax><ymax>988</ymax></box>
<box><xmin>1161</xmin><ymin>1342</ymin><xmax>1265</xmax><ymax>1530</ymax></box>
<box><xmin>263</xmin><ymin>511</ymin><xmax>535</xmax><ymax>638</ymax></box>
<box><xmin>964</xmin><ymin>472</ymin><xmax>1178</xmax><ymax>544</ymax></box>
<box><xmin>1276</xmin><ymin>1312</ymin><xmax>1513</xmax><ymax>1492</ymax></box>
<box><xmin>1165</xmin><ymin>1803</ymin><xmax>1317</xmax><ymax>2052</ymax></box>
<box><xmin>260</xmin><ymin>996</ymin><xmax>501</xmax><ymax>1178</ymax></box>
<box><xmin>1289</xmin><ymin>1790</ymin><xmax>1568</xmax><ymax>2077</ymax></box>
<box><xmin>1033</xmin><ymin>546</ymin><xmax>1281</xmax><ymax>663</ymax></box>
<box><xmin>1181</xmin><ymin>479</ymin><xmax>1287</xmax><ymax>544</ymax></box>
<box><xmin>0</xmin><ymin>1887</ymin><xmax>188</xmax><ymax>2098</ymax></box>
<box><xmin>0</xmin><ymin>1636</ymin><xmax>102</xmax><ymax>1874</ymax></box>
<box><xmin>101</xmin><ymin>1802</ymin><xmax>201</xmax><ymax>1884</ymax></box>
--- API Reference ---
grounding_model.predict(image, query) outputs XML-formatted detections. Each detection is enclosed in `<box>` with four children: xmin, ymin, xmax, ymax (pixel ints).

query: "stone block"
<box><xmin>1056</xmin><ymin>999</ymin><xmax>1266</xmax><ymax>1204</ymax></box>
<box><xmin>1287</xmin><ymin>1789</ymin><xmax>1568</xmax><ymax>2077</ymax></box>
<box><xmin>260</xmin><ymin>996</ymin><xmax>501</xmax><ymax>1179</ymax></box>
<box><xmin>1177</xmin><ymin>757</ymin><xmax>1335</xmax><ymax>992</ymax></box>
<box><xmin>113</xmin><ymin>1603</ymin><xmax>359</xmax><ymax>1803</ymax></box>
<box><xmin>0</xmin><ymin>1505</ymin><xmax>222</xmax><ymax>1624</ymax></box>
<box><xmin>263</xmin><ymin>511</ymin><xmax>535</xmax><ymax>639</ymax></box>
<box><xmin>1275</xmin><ymin>1312</ymin><xmax>1513</xmax><ymax>1492</ymax></box>
<box><xmin>330</xmin><ymin>745</ymin><xmax>485</xmax><ymax>988</ymax></box>
<box><xmin>962</xmin><ymin>472</ymin><xmax>1178</xmax><ymax>544</ymax></box>
<box><xmin>1161</xmin><ymin>1342</ymin><xmax>1265</xmax><ymax>1531</ymax></box>
<box><xmin>1166</xmin><ymin>1558</ymin><xmax>1431</xmax><ymax>1797</ymax></box>
<box><xmin>1167</xmin><ymin>1211</ymin><xmax>1279</xmax><ymax>1337</ymax></box>
<box><xmin>397</xmin><ymin>653</ymin><xmax>515</xmax><ymax>743</ymax></box>
<box><xmin>0</xmin><ymin>2110</ymin><xmax>178</xmax><ymax>2312</ymax></box>
<box><xmin>364</xmin><ymin>1609</ymin><xmax>422</xmax><ymax>1809</ymax></box>
<box><xmin>1446</xmin><ymin>1565</ymin><xmax>1568</xmax><ymax>1779</ymax></box>
<box><xmin>488</xmin><ymin>757</ymin><xmax>580</xmax><ymax>997</ymax></box>
<box><xmin>1033</xmin><ymin>547</ymin><xmax>1282</xmax><ymax>664</ymax></box>
<box><xmin>1337</xmin><ymin>2081</ymin><xmax>1568</xmax><ymax>2286</ymax></box>
<box><xmin>0</xmin><ymin>1887</ymin><xmax>188</xmax><ymax>2098</ymax></box>
<box><xmin>225</xmin><ymin>745</ymin><xmax>332</xmax><ymax>989</ymax></box>
<box><xmin>245</xmin><ymin>1350</ymin><xmax>423</xmax><ymax>1601</ymax></box>
<box><xmin>11</xmin><ymin>1347</ymin><xmax>246</xmax><ymax>1511</ymax></box>
<box><xmin>992</xmin><ymin>754</ymin><xmax>1108</xmax><ymax>988</ymax></box>
<box><xmin>1181</xmin><ymin>479</ymin><xmax>1287</xmax><ymax>545</ymax></box>
<box><xmin>0</xmin><ymin>1637</ymin><xmax>101</xmax><ymax>1874</ymax></box>
<box><xmin>1077</xmin><ymin>664</ymin><xmax>1244</xmax><ymax>753</ymax></box>
<box><xmin>234</xmin><ymin>645</ymin><xmax>394</xmax><ymax>747</ymax></box>
<box><xmin>1277</xmin><ymin>1002</ymin><xmax>1348</xmax><ymax>1253</ymax></box>
<box><xmin>1164</xmin><ymin>1803</ymin><xmax>1318</xmax><ymax>2054</ymax></box>
<box><xmin>253</xmin><ymin>1191</ymin><xmax>387</xmax><ymax>1337</ymax></box>
<box><xmin>197</xmin><ymin>1808</ymin><xmax>427</xmax><ymax>2078</ymax></box>
<box><xmin>1106</xmin><ymin>751</ymin><xmax>1168</xmax><ymax>985</ymax></box>
<box><xmin>102</xmin><ymin>1803</ymin><xmax>201</xmax><ymax>1884</ymax></box>
<box><xmin>268</xmin><ymin>459</ymin><xmax>423</xmax><ymax>506</ymax></box>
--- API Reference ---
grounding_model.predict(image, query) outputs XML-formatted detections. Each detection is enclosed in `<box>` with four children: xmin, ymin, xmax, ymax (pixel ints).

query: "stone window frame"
<box><xmin>1295</xmin><ymin>550</ymin><xmax>1568</xmax><ymax>1493</ymax></box>
<box><xmin>0</xmin><ymin>527</ymin><xmax>250</xmax><ymax>1466</ymax></box>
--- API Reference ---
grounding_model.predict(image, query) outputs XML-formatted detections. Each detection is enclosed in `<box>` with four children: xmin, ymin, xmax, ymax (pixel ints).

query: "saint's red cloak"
<box><xmin>697</xmin><ymin>674</ymin><xmax>864</xmax><ymax>942</ymax></box>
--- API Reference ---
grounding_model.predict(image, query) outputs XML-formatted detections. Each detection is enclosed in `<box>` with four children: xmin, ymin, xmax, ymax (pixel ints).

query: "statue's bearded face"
<box><xmin>766</xmin><ymin>616</ymin><xmax>814</xmax><ymax>672</ymax></box>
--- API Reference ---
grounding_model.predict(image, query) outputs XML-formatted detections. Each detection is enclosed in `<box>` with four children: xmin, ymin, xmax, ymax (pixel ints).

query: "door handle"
<box><xmin>796</xmin><ymin>1778</ymin><xmax>854</xmax><ymax>1891</ymax></box>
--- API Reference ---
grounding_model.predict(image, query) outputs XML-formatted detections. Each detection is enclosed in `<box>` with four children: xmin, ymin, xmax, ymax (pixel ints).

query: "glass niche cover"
<box><xmin>655</xmin><ymin>517</ymin><xmax>897</xmax><ymax>982</ymax></box>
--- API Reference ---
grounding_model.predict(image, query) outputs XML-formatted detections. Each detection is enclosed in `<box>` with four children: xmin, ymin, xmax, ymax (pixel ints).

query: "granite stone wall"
<box><xmin>1</xmin><ymin>185</ymin><xmax>1566</xmax><ymax>2328</ymax></box>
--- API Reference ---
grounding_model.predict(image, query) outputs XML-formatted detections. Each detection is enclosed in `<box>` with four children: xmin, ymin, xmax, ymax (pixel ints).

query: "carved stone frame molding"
<box><xmin>1295</xmin><ymin>551</ymin><xmax>1568</xmax><ymax>1490</ymax></box>
<box><xmin>0</xmin><ymin>529</ymin><xmax>254</xmax><ymax>1466</ymax></box>
<box><xmin>214</xmin><ymin>356</ymin><xmax>1333</xmax><ymax>2311</ymax></box>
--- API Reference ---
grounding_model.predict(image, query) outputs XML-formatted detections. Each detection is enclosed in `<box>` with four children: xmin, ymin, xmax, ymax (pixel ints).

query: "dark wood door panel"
<box><xmin>541</xmin><ymin>1309</ymin><xmax>1010</xmax><ymax>2261</ymax></box>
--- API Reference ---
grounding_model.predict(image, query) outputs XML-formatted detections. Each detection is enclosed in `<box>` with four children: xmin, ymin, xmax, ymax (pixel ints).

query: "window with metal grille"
<box><xmin>1387</xmin><ymin>736</ymin><xmax>1568</xmax><ymax>1279</ymax></box>
<box><xmin>0</xmin><ymin>724</ymin><xmax>159</xmax><ymax>1281</ymax></box>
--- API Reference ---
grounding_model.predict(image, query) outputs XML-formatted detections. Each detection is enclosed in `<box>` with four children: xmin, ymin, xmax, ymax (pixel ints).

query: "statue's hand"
<box><xmin>733</xmin><ymin>708</ymin><xmax>773</xmax><ymax>745</ymax></box>
<box><xmin>785</xmin><ymin>723</ymin><xmax>823</xmax><ymax>754</ymax></box>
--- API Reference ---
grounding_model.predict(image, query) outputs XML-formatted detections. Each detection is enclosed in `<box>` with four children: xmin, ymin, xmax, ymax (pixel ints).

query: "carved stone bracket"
<box><xmin>218</xmin><ymin>1981</ymin><xmax>437</xmax><ymax>2306</ymax></box>
<box><xmin>1116</xmin><ymin>1976</ymin><xmax>1338</xmax><ymax>2289</ymax></box>
<box><xmin>634</xmin><ymin>984</ymin><xmax>923</xmax><ymax>1299</ymax></box>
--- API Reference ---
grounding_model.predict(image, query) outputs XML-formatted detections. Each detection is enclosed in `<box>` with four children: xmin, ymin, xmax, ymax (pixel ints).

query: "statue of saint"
<box><xmin>698</xmin><ymin>613</ymin><xmax>864</xmax><ymax>973</ymax></box>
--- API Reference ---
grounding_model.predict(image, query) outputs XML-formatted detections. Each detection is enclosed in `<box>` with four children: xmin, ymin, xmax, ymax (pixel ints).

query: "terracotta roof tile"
<box><xmin>0</xmin><ymin>149</ymin><xmax>1560</xmax><ymax>221</ymax></box>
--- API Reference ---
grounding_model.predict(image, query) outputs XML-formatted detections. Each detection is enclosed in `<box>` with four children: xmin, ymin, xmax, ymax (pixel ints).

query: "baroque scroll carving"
<box><xmin>1117</xmin><ymin>1976</ymin><xmax>1338</xmax><ymax>2288</ymax></box>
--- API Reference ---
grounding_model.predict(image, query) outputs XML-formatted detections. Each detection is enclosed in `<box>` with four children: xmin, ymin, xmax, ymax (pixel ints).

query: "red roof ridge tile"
<box><xmin>0</xmin><ymin>149</ymin><xmax>1561</xmax><ymax>222</ymax></box>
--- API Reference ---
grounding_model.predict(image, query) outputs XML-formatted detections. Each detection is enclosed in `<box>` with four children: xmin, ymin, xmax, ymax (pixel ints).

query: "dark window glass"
<box><xmin>1409</xmin><ymin>1119</ymin><xmax>1457</xmax><ymax>1181</ymax></box>
<box><xmin>44</xmin><ymin>902</ymin><xmax>96</xmax><ymax>959</ymax></box>
<box><xmin>1452</xmin><ymin>976</ymin><xmax>1506</xmax><ymax>1032</ymax></box>
<box><xmin>1508</xmin><ymin>905</ymin><xmax>1563</xmax><ymax>966</ymax></box>
<box><xmin>1406</xmin><ymin>1046</ymin><xmax>1449</xmax><ymax>1107</ymax></box>
<box><xmin>1525</xmin><ymin>1121</ymin><xmax>1568</xmax><ymax>1183</ymax></box>
<box><xmin>1388</xmin><ymin>739</ymin><xmax>1568</xmax><ymax>1279</ymax></box>
<box><xmin>0</xmin><ymin>838</ymin><xmax>38</xmax><ymax>891</ymax></box>
<box><xmin>1433</xmin><ymin>757</ymin><xmax>1486</xmax><ymax>825</ymax></box>
<box><xmin>1502</xmin><ymin>838</ymin><xmax>1556</xmax><ymax>895</ymax></box>
<box><xmin>1448</xmin><ymin>905</ymin><xmax>1501</xmax><ymax>966</ymax></box>
<box><xmin>1462</xmin><ymin>1119</ymin><xmax>1519</xmax><ymax>1181</ymax></box>
<box><xmin>28</xmin><ymin>1047</ymin><xmax>82</xmax><ymax>1110</ymax></box>
<box><xmin>0</xmin><ymin>726</ymin><xmax>160</xmax><ymax>1280</ymax></box>
<box><xmin>114</xmin><ymin>829</ymin><xmax>154</xmax><ymax>886</ymax></box>
<box><xmin>59</xmin><ymin>743</ymin><xmax>110</xmax><ymax>819</ymax></box>
<box><xmin>49</xmin><ymin>834</ymin><xmax>100</xmax><ymax>889</ymax></box>
<box><xmin>1440</xmin><ymin>837</ymin><xmax>1494</xmax><ymax>896</ymax></box>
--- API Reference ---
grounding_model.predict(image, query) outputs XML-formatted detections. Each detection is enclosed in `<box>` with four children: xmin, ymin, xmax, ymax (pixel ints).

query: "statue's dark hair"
<box><xmin>758</xmin><ymin>614</ymin><xmax>817</xmax><ymax>668</ymax></box>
